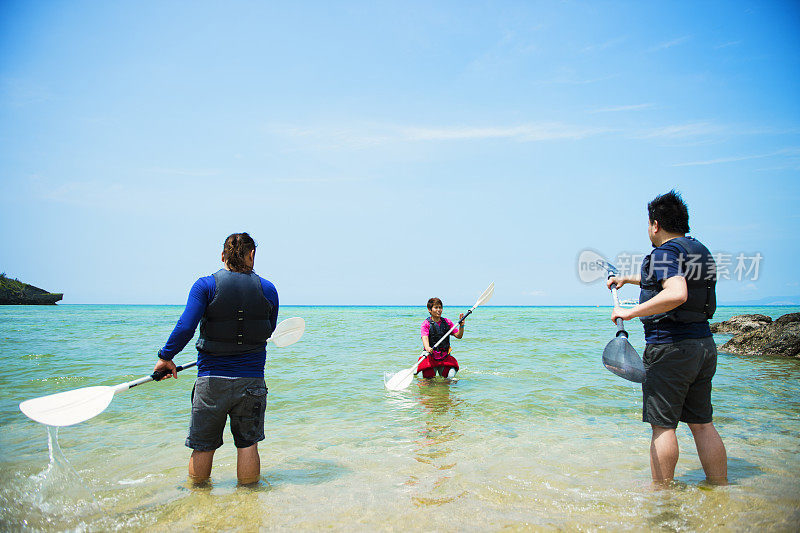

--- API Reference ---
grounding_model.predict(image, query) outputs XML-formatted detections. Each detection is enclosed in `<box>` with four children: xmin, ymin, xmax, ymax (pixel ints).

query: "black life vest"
<box><xmin>639</xmin><ymin>236</ymin><xmax>717</xmax><ymax>325</ymax></box>
<box><xmin>195</xmin><ymin>269</ymin><xmax>274</xmax><ymax>356</ymax></box>
<box><xmin>427</xmin><ymin>317</ymin><xmax>453</xmax><ymax>352</ymax></box>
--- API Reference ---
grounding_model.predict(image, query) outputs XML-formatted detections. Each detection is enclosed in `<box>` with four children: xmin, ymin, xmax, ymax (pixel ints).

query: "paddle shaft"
<box><xmin>609</xmin><ymin>276</ymin><xmax>629</xmax><ymax>339</ymax></box>
<box><xmin>430</xmin><ymin>309</ymin><xmax>471</xmax><ymax>350</ymax></box>
<box><xmin>105</xmin><ymin>361</ymin><xmax>198</xmax><ymax>396</ymax></box>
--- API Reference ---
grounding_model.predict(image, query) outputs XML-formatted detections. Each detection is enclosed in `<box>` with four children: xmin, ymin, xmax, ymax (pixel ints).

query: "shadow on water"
<box><xmin>641</xmin><ymin>457</ymin><xmax>763</xmax><ymax>531</ymax></box>
<box><xmin>173</xmin><ymin>458</ymin><xmax>348</xmax><ymax>494</ymax></box>
<box><xmin>157</xmin><ymin>459</ymin><xmax>349</xmax><ymax>532</ymax></box>
<box><xmin>263</xmin><ymin>458</ymin><xmax>349</xmax><ymax>488</ymax></box>
<box><xmin>675</xmin><ymin>456</ymin><xmax>763</xmax><ymax>486</ymax></box>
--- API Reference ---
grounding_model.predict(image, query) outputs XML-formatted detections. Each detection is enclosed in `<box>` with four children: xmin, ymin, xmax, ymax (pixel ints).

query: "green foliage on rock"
<box><xmin>0</xmin><ymin>275</ymin><xmax>63</xmax><ymax>305</ymax></box>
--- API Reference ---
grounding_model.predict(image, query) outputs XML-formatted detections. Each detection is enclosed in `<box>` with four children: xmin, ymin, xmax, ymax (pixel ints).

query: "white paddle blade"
<box><xmin>19</xmin><ymin>386</ymin><xmax>116</xmax><ymax>426</ymax></box>
<box><xmin>268</xmin><ymin>317</ymin><xmax>305</xmax><ymax>347</ymax></box>
<box><xmin>384</xmin><ymin>367</ymin><xmax>415</xmax><ymax>391</ymax></box>
<box><xmin>475</xmin><ymin>282</ymin><xmax>495</xmax><ymax>307</ymax></box>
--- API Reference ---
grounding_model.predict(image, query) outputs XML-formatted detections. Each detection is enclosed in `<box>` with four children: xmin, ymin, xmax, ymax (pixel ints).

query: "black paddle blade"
<box><xmin>602</xmin><ymin>337</ymin><xmax>646</xmax><ymax>383</ymax></box>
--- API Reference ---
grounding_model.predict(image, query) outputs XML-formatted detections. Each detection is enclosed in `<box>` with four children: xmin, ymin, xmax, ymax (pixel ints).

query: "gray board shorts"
<box><xmin>642</xmin><ymin>336</ymin><xmax>717</xmax><ymax>429</ymax></box>
<box><xmin>186</xmin><ymin>376</ymin><xmax>268</xmax><ymax>451</ymax></box>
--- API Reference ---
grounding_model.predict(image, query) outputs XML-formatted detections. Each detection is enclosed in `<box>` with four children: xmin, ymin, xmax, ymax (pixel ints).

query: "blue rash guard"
<box><xmin>158</xmin><ymin>273</ymin><xmax>279</xmax><ymax>377</ymax></box>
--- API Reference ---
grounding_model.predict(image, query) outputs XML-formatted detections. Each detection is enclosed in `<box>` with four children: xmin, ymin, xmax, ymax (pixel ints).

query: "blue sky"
<box><xmin>1</xmin><ymin>1</ymin><xmax>798</xmax><ymax>305</ymax></box>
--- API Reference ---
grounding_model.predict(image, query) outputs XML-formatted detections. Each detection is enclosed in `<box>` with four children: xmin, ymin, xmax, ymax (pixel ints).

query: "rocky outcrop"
<box><xmin>713</xmin><ymin>313</ymin><xmax>800</xmax><ymax>358</ymax></box>
<box><xmin>0</xmin><ymin>275</ymin><xmax>63</xmax><ymax>305</ymax></box>
<box><xmin>710</xmin><ymin>314</ymin><xmax>772</xmax><ymax>334</ymax></box>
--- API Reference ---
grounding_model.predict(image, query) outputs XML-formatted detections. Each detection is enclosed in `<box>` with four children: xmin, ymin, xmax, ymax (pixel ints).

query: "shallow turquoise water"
<box><xmin>1</xmin><ymin>305</ymin><xmax>799</xmax><ymax>531</ymax></box>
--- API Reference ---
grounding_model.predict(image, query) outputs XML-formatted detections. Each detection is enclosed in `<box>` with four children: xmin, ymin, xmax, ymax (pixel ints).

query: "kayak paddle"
<box><xmin>384</xmin><ymin>282</ymin><xmax>494</xmax><ymax>391</ymax></box>
<box><xmin>603</xmin><ymin>285</ymin><xmax>645</xmax><ymax>383</ymax></box>
<box><xmin>19</xmin><ymin>317</ymin><xmax>306</xmax><ymax>427</ymax></box>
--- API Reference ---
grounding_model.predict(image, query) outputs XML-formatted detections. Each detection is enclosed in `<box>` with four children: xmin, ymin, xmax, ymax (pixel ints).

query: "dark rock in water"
<box><xmin>715</xmin><ymin>313</ymin><xmax>800</xmax><ymax>359</ymax></box>
<box><xmin>0</xmin><ymin>275</ymin><xmax>63</xmax><ymax>305</ymax></box>
<box><xmin>710</xmin><ymin>314</ymin><xmax>772</xmax><ymax>334</ymax></box>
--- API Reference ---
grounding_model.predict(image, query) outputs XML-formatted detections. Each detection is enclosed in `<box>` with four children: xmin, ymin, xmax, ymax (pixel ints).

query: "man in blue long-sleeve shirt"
<box><xmin>154</xmin><ymin>233</ymin><xmax>279</xmax><ymax>484</ymax></box>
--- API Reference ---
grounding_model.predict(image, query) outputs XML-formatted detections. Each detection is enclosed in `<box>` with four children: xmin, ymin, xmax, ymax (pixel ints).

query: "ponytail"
<box><xmin>222</xmin><ymin>233</ymin><xmax>257</xmax><ymax>273</ymax></box>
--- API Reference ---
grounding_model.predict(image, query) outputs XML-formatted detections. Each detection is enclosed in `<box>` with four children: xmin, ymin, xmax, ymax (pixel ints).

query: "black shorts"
<box><xmin>642</xmin><ymin>336</ymin><xmax>717</xmax><ymax>429</ymax></box>
<box><xmin>185</xmin><ymin>377</ymin><xmax>268</xmax><ymax>451</ymax></box>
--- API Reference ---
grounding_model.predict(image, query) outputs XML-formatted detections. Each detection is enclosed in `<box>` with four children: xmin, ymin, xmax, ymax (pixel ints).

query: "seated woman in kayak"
<box><xmin>417</xmin><ymin>297</ymin><xmax>465</xmax><ymax>379</ymax></box>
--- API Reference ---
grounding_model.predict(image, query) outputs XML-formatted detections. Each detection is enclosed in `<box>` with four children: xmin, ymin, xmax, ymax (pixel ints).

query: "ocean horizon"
<box><xmin>31</xmin><ymin>302</ymin><xmax>800</xmax><ymax>307</ymax></box>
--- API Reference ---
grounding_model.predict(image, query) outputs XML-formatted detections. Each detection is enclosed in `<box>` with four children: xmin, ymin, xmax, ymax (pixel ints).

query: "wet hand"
<box><xmin>606</xmin><ymin>276</ymin><xmax>624</xmax><ymax>290</ymax></box>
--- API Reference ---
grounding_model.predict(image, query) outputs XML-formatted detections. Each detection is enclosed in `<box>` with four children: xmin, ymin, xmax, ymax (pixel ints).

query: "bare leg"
<box><xmin>237</xmin><ymin>443</ymin><xmax>261</xmax><ymax>485</ymax></box>
<box><xmin>688</xmin><ymin>422</ymin><xmax>727</xmax><ymax>485</ymax></box>
<box><xmin>188</xmin><ymin>450</ymin><xmax>215</xmax><ymax>483</ymax></box>
<box><xmin>650</xmin><ymin>425</ymin><xmax>679</xmax><ymax>484</ymax></box>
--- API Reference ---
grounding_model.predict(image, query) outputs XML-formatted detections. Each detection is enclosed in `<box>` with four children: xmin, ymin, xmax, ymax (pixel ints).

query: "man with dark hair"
<box><xmin>153</xmin><ymin>233</ymin><xmax>279</xmax><ymax>485</ymax></box>
<box><xmin>607</xmin><ymin>190</ymin><xmax>727</xmax><ymax>485</ymax></box>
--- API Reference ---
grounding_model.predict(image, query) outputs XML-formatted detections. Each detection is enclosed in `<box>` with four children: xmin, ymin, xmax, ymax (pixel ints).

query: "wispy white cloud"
<box><xmin>754</xmin><ymin>162</ymin><xmax>800</xmax><ymax>172</ymax></box>
<box><xmin>522</xmin><ymin>290</ymin><xmax>546</xmax><ymax>297</ymax></box>
<box><xmin>638</xmin><ymin>121</ymin><xmax>724</xmax><ymax>139</ymax></box>
<box><xmin>648</xmin><ymin>36</ymin><xmax>691</xmax><ymax>52</ymax></box>
<box><xmin>639</xmin><ymin>121</ymin><xmax>799</xmax><ymax>143</ymax></box>
<box><xmin>145</xmin><ymin>167</ymin><xmax>220</xmax><ymax>177</ymax></box>
<box><xmin>279</xmin><ymin>122</ymin><xmax>611</xmax><ymax>147</ymax></box>
<box><xmin>36</xmin><ymin>176</ymin><xmax>294</xmax><ymax>210</ymax></box>
<box><xmin>581</xmin><ymin>36</ymin><xmax>628</xmax><ymax>54</ymax></box>
<box><xmin>0</xmin><ymin>77</ymin><xmax>56</xmax><ymax>107</ymax></box>
<box><xmin>466</xmin><ymin>28</ymin><xmax>544</xmax><ymax>72</ymax></box>
<box><xmin>590</xmin><ymin>103</ymin><xmax>655</xmax><ymax>114</ymax></box>
<box><xmin>532</xmin><ymin>74</ymin><xmax>617</xmax><ymax>86</ymax></box>
<box><xmin>714</xmin><ymin>41</ymin><xmax>742</xmax><ymax>49</ymax></box>
<box><xmin>280</xmin><ymin>126</ymin><xmax>395</xmax><ymax>149</ymax></box>
<box><xmin>39</xmin><ymin>180</ymin><xmax>132</xmax><ymax>207</ymax></box>
<box><xmin>272</xmin><ymin>176</ymin><xmax>367</xmax><ymax>183</ymax></box>
<box><xmin>672</xmin><ymin>153</ymin><xmax>773</xmax><ymax>167</ymax></box>
<box><xmin>279</xmin><ymin>119</ymin><xmax>796</xmax><ymax>152</ymax></box>
<box><xmin>400</xmin><ymin>123</ymin><xmax>609</xmax><ymax>142</ymax></box>
<box><xmin>672</xmin><ymin>148</ymin><xmax>800</xmax><ymax>167</ymax></box>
